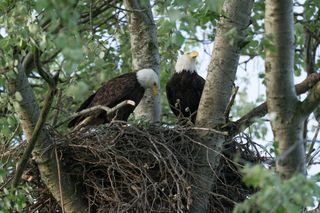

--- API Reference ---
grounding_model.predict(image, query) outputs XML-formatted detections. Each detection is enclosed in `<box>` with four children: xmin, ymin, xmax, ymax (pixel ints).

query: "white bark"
<box><xmin>191</xmin><ymin>0</ymin><xmax>254</xmax><ymax>212</ymax></box>
<box><xmin>6</xmin><ymin>65</ymin><xmax>88</xmax><ymax>212</ymax></box>
<box><xmin>265</xmin><ymin>0</ymin><xmax>306</xmax><ymax>177</ymax></box>
<box><xmin>124</xmin><ymin>0</ymin><xmax>161</xmax><ymax>122</ymax></box>
<box><xmin>196</xmin><ymin>0</ymin><xmax>253</xmax><ymax>127</ymax></box>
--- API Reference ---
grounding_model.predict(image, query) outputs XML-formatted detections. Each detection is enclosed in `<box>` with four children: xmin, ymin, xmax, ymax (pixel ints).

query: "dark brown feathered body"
<box><xmin>68</xmin><ymin>73</ymin><xmax>145</xmax><ymax>128</ymax></box>
<box><xmin>166</xmin><ymin>70</ymin><xmax>205</xmax><ymax>123</ymax></box>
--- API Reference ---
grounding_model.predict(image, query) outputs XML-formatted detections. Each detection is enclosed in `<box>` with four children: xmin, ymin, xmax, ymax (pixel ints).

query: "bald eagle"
<box><xmin>166</xmin><ymin>51</ymin><xmax>205</xmax><ymax>123</ymax></box>
<box><xmin>68</xmin><ymin>68</ymin><xmax>159</xmax><ymax>128</ymax></box>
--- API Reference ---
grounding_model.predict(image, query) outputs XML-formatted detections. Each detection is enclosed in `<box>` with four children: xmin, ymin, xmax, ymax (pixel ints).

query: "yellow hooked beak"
<box><xmin>189</xmin><ymin>51</ymin><xmax>199</xmax><ymax>58</ymax></box>
<box><xmin>152</xmin><ymin>83</ymin><xmax>159</xmax><ymax>96</ymax></box>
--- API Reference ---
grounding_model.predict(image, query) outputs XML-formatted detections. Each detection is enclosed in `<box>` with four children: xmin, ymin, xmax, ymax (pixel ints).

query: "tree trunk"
<box><xmin>191</xmin><ymin>0</ymin><xmax>253</xmax><ymax>212</ymax></box>
<box><xmin>265</xmin><ymin>0</ymin><xmax>306</xmax><ymax>177</ymax></box>
<box><xmin>6</xmin><ymin>63</ymin><xmax>88</xmax><ymax>212</ymax></box>
<box><xmin>124</xmin><ymin>0</ymin><xmax>161</xmax><ymax>122</ymax></box>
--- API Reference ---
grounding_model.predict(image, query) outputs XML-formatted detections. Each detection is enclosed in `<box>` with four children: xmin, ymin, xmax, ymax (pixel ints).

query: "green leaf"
<box><xmin>14</xmin><ymin>92</ymin><xmax>23</xmax><ymax>102</ymax></box>
<box><xmin>3</xmin><ymin>187</ymin><xmax>9</xmax><ymax>195</ymax></box>
<box><xmin>235</xmin><ymin>166</ymin><xmax>320</xmax><ymax>213</ymax></box>
<box><xmin>174</xmin><ymin>32</ymin><xmax>185</xmax><ymax>47</ymax></box>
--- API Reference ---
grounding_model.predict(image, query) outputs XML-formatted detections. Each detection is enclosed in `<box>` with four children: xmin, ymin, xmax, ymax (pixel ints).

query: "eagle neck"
<box><xmin>176</xmin><ymin>69</ymin><xmax>196</xmax><ymax>74</ymax></box>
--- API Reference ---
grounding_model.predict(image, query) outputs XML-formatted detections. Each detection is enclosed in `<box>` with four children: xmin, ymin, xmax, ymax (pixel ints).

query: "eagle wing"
<box><xmin>193</xmin><ymin>74</ymin><xmax>205</xmax><ymax>101</ymax></box>
<box><xmin>166</xmin><ymin>72</ymin><xmax>205</xmax><ymax>123</ymax></box>
<box><xmin>68</xmin><ymin>73</ymin><xmax>138</xmax><ymax>127</ymax></box>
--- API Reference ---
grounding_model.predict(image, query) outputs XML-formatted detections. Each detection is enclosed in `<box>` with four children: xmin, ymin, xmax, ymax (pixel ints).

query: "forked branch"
<box><xmin>73</xmin><ymin>100</ymin><xmax>136</xmax><ymax>131</ymax></box>
<box><xmin>229</xmin><ymin>73</ymin><xmax>320</xmax><ymax>136</ymax></box>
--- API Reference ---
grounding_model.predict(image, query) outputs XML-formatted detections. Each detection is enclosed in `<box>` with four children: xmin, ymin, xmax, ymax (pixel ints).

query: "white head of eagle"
<box><xmin>137</xmin><ymin>68</ymin><xmax>159</xmax><ymax>96</ymax></box>
<box><xmin>175</xmin><ymin>51</ymin><xmax>199</xmax><ymax>73</ymax></box>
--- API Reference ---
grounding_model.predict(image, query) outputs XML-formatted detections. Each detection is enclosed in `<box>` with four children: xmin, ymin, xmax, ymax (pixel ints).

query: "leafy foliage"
<box><xmin>0</xmin><ymin>166</ymin><xmax>32</xmax><ymax>213</ymax></box>
<box><xmin>234</xmin><ymin>165</ymin><xmax>320</xmax><ymax>213</ymax></box>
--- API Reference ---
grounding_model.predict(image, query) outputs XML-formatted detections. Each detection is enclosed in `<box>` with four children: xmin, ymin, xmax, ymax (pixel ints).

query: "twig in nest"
<box><xmin>54</xmin><ymin>145</ymin><xmax>65</xmax><ymax>213</ymax></box>
<box><xmin>187</xmin><ymin>127</ymin><xmax>229</xmax><ymax>136</ymax></box>
<box><xmin>57</xmin><ymin>100</ymin><xmax>136</xmax><ymax>130</ymax></box>
<box><xmin>76</xmin><ymin>100</ymin><xmax>135</xmax><ymax>121</ymax></box>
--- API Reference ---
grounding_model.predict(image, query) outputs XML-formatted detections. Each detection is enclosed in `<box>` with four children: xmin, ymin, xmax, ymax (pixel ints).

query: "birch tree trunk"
<box><xmin>124</xmin><ymin>0</ymin><xmax>161</xmax><ymax>122</ymax></box>
<box><xmin>6</xmin><ymin>62</ymin><xmax>88</xmax><ymax>212</ymax></box>
<box><xmin>191</xmin><ymin>0</ymin><xmax>253</xmax><ymax>212</ymax></box>
<box><xmin>265</xmin><ymin>0</ymin><xmax>306</xmax><ymax>177</ymax></box>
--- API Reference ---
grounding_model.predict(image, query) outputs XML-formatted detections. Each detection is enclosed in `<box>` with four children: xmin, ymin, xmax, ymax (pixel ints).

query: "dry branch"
<box><xmin>230</xmin><ymin>73</ymin><xmax>320</xmax><ymax>136</ymax></box>
<box><xmin>56</xmin><ymin>100</ymin><xmax>135</xmax><ymax>129</ymax></box>
<box><xmin>72</xmin><ymin>100</ymin><xmax>135</xmax><ymax>119</ymax></box>
<box><xmin>188</xmin><ymin>127</ymin><xmax>229</xmax><ymax>136</ymax></box>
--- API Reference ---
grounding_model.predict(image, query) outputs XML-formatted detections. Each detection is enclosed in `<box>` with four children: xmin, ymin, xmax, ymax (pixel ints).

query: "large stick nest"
<box><xmin>23</xmin><ymin>123</ymin><xmax>266</xmax><ymax>212</ymax></box>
